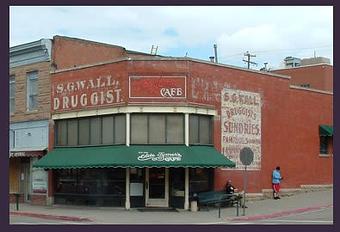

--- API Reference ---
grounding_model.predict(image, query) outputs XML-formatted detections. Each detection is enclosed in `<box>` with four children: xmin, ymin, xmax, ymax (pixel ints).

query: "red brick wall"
<box><xmin>50</xmin><ymin>59</ymin><xmax>333</xmax><ymax>194</ymax></box>
<box><xmin>51</xmin><ymin>61</ymin><xmax>128</xmax><ymax>113</ymax></box>
<box><xmin>9</xmin><ymin>193</ymin><xmax>24</xmax><ymax>204</ymax></box>
<box><xmin>31</xmin><ymin>194</ymin><xmax>47</xmax><ymax>205</ymax></box>
<box><xmin>272</xmin><ymin>65</ymin><xmax>333</xmax><ymax>91</ymax></box>
<box><xmin>52</xmin><ymin>36</ymin><xmax>127</xmax><ymax>70</ymax></box>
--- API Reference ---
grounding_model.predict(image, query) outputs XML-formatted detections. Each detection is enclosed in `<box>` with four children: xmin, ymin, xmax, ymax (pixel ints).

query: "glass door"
<box><xmin>145</xmin><ymin>168</ymin><xmax>169</xmax><ymax>207</ymax></box>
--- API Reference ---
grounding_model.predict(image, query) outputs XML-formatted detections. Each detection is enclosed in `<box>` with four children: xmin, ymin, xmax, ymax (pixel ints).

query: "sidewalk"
<box><xmin>9</xmin><ymin>189</ymin><xmax>333</xmax><ymax>224</ymax></box>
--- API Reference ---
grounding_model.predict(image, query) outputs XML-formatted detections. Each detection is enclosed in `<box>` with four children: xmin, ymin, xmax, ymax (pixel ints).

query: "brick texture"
<box><xmin>31</xmin><ymin>194</ymin><xmax>47</xmax><ymax>205</ymax></box>
<box><xmin>10</xmin><ymin>61</ymin><xmax>51</xmax><ymax>123</ymax></box>
<box><xmin>272</xmin><ymin>64</ymin><xmax>333</xmax><ymax>91</ymax></box>
<box><xmin>50</xmin><ymin>59</ymin><xmax>333</xmax><ymax>194</ymax></box>
<box><xmin>52</xmin><ymin>36</ymin><xmax>127</xmax><ymax>70</ymax></box>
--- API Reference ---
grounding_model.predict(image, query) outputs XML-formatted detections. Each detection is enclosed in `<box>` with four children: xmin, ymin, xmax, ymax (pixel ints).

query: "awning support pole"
<box><xmin>125</xmin><ymin>168</ymin><xmax>130</xmax><ymax>210</ymax></box>
<box><xmin>184</xmin><ymin>167</ymin><xmax>189</xmax><ymax>210</ymax></box>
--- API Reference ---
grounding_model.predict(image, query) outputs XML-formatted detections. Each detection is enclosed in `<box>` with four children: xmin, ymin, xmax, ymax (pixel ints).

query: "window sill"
<box><xmin>319</xmin><ymin>154</ymin><xmax>332</xmax><ymax>158</ymax></box>
<box><xmin>25</xmin><ymin>110</ymin><xmax>39</xmax><ymax>114</ymax></box>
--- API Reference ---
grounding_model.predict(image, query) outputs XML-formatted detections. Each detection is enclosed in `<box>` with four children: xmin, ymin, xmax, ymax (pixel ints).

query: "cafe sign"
<box><xmin>137</xmin><ymin>152</ymin><xmax>182</xmax><ymax>162</ymax></box>
<box><xmin>129</xmin><ymin>76</ymin><xmax>186</xmax><ymax>99</ymax></box>
<box><xmin>52</xmin><ymin>75</ymin><xmax>122</xmax><ymax>111</ymax></box>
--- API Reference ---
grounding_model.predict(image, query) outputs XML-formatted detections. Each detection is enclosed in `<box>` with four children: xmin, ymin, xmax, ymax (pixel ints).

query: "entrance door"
<box><xmin>145</xmin><ymin>168</ymin><xmax>169</xmax><ymax>207</ymax></box>
<box><xmin>22</xmin><ymin>161</ymin><xmax>31</xmax><ymax>202</ymax></box>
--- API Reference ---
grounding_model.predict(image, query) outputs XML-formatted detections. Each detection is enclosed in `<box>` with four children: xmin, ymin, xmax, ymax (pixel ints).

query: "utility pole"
<box><xmin>150</xmin><ymin>45</ymin><xmax>158</xmax><ymax>55</ymax></box>
<box><xmin>243</xmin><ymin>51</ymin><xmax>257</xmax><ymax>69</ymax></box>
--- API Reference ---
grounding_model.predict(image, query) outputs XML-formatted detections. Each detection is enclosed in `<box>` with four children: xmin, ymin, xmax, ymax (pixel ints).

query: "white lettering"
<box><xmin>62</xmin><ymin>96</ymin><xmax>69</xmax><ymax>109</ymax></box>
<box><xmin>70</xmin><ymin>95</ymin><xmax>78</xmax><ymax>108</ymax></box>
<box><xmin>160</xmin><ymin>88</ymin><xmax>184</xmax><ymax>98</ymax></box>
<box><xmin>137</xmin><ymin>152</ymin><xmax>182</xmax><ymax>162</ymax></box>
<box><xmin>106</xmin><ymin>90</ymin><xmax>114</xmax><ymax>104</ymax></box>
<box><xmin>56</xmin><ymin>84</ymin><xmax>64</xmax><ymax>94</ymax></box>
<box><xmin>53</xmin><ymin>98</ymin><xmax>60</xmax><ymax>110</ymax></box>
<box><xmin>80</xmin><ymin>94</ymin><xmax>87</xmax><ymax>106</ymax></box>
<box><xmin>90</xmin><ymin>92</ymin><xmax>98</xmax><ymax>105</ymax></box>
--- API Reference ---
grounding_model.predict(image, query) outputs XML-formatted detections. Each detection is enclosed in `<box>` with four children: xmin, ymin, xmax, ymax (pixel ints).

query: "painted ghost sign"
<box><xmin>52</xmin><ymin>75</ymin><xmax>123</xmax><ymax>112</ymax></box>
<box><xmin>129</xmin><ymin>76</ymin><xmax>186</xmax><ymax>99</ymax></box>
<box><xmin>221</xmin><ymin>88</ymin><xmax>262</xmax><ymax>170</ymax></box>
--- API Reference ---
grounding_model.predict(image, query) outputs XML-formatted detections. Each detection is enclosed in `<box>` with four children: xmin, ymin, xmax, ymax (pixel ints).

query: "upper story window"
<box><xmin>319</xmin><ymin>125</ymin><xmax>333</xmax><ymax>156</ymax></box>
<box><xmin>9</xmin><ymin>129</ymin><xmax>15</xmax><ymax>149</ymax></box>
<box><xmin>319</xmin><ymin>136</ymin><xmax>329</xmax><ymax>154</ymax></box>
<box><xmin>9</xmin><ymin>75</ymin><xmax>15</xmax><ymax>114</ymax></box>
<box><xmin>130</xmin><ymin>113</ymin><xmax>184</xmax><ymax>145</ymax></box>
<box><xmin>300</xmin><ymin>84</ymin><xmax>311</xmax><ymax>88</ymax></box>
<box><xmin>27</xmin><ymin>71</ymin><xmax>39</xmax><ymax>111</ymax></box>
<box><xmin>189</xmin><ymin>115</ymin><xmax>213</xmax><ymax>145</ymax></box>
<box><xmin>55</xmin><ymin>114</ymin><xmax>126</xmax><ymax>147</ymax></box>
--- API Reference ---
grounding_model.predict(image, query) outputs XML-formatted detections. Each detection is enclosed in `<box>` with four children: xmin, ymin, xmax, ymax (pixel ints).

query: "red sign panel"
<box><xmin>129</xmin><ymin>76</ymin><xmax>186</xmax><ymax>99</ymax></box>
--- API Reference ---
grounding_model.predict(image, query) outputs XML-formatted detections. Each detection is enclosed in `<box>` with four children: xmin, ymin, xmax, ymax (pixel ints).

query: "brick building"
<box><xmin>32</xmin><ymin>37</ymin><xmax>333</xmax><ymax>209</ymax></box>
<box><xmin>272</xmin><ymin>63</ymin><xmax>333</xmax><ymax>92</ymax></box>
<box><xmin>9</xmin><ymin>39</ymin><xmax>52</xmax><ymax>205</ymax></box>
<box><xmin>9</xmin><ymin>36</ymin><xmax>162</xmax><ymax>205</ymax></box>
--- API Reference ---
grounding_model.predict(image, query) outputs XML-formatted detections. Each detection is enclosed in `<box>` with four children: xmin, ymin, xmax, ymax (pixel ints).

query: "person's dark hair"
<box><xmin>276</xmin><ymin>166</ymin><xmax>280</xmax><ymax>170</ymax></box>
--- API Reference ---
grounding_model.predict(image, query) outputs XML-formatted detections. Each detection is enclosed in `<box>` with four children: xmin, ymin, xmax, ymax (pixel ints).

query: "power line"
<box><xmin>222</xmin><ymin>45</ymin><xmax>332</xmax><ymax>58</ymax></box>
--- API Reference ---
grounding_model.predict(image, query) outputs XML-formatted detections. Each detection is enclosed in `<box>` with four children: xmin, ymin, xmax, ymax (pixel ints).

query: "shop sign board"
<box><xmin>52</xmin><ymin>75</ymin><xmax>123</xmax><ymax>112</ymax></box>
<box><xmin>129</xmin><ymin>76</ymin><xmax>186</xmax><ymax>99</ymax></box>
<box><xmin>32</xmin><ymin>168</ymin><xmax>48</xmax><ymax>194</ymax></box>
<box><xmin>221</xmin><ymin>88</ymin><xmax>261</xmax><ymax>170</ymax></box>
<box><xmin>137</xmin><ymin>152</ymin><xmax>182</xmax><ymax>162</ymax></box>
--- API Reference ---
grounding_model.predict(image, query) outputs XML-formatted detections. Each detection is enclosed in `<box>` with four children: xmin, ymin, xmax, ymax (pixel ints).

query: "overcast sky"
<box><xmin>10</xmin><ymin>6</ymin><xmax>333</xmax><ymax>69</ymax></box>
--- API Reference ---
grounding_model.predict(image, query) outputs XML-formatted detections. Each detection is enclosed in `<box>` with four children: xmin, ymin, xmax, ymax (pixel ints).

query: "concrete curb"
<box><xmin>228</xmin><ymin>204</ymin><xmax>333</xmax><ymax>221</ymax></box>
<box><xmin>10</xmin><ymin>211</ymin><xmax>92</xmax><ymax>222</ymax></box>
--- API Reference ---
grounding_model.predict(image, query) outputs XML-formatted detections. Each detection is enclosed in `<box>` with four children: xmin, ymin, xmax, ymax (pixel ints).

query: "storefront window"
<box><xmin>55</xmin><ymin>114</ymin><xmax>126</xmax><ymax>147</ymax></box>
<box><xmin>90</xmin><ymin>117</ymin><xmax>101</xmax><ymax>145</ymax></box>
<box><xmin>54</xmin><ymin>168</ymin><xmax>126</xmax><ymax>206</ymax></box>
<box><xmin>79</xmin><ymin>118</ymin><xmax>90</xmax><ymax>145</ymax></box>
<box><xmin>149</xmin><ymin>114</ymin><xmax>166</xmax><ymax>144</ymax></box>
<box><xmin>115</xmin><ymin>115</ymin><xmax>126</xmax><ymax>144</ymax></box>
<box><xmin>189</xmin><ymin>115</ymin><xmax>213</xmax><ymax>145</ymax></box>
<box><xmin>67</xmin><ymin>119</ymin><xmax>78</xmax><ymax>146</ymax></box>
<box><xmin>166</xmin><ymin>114</ymin><xmax>184</xmax><ymax>144</ymax></box>
<box><xmin>56</xmin><ymin>120</ymin><xmax>67</xmax><ymax>146</ymax></box>
<box><xmin>131</xmin><ymin>114</ymin><xmax>148</xmax><ymax>144</ymax></box>
<box><xmin>130</xmin><ymin>114</ymin><xmax>184</xmax><ymax>144</ymax></box>
<box><xmin>189</xmin><ymin>168</ymin><xmax>213</xmax><ymax>194</ymax></box>
<box><xmin>102</xmin><ymin>116</ymin><xmax>114</xmax><ymax>144</ymax></box>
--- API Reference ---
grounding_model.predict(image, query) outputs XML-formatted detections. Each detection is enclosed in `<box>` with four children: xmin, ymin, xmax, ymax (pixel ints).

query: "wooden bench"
<box><xmin>196</xmin><ymin>191</ymin><xmax>242</xmax><ymax>217</ymax></box>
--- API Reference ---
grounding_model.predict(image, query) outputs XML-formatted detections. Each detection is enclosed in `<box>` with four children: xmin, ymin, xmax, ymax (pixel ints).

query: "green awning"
<box><xmin>33</xmin><ymin>145</ymin><xmax>235</xmax><ymax>169</ymax></box>
<box><xmin>319</xmin><ymin>125</ymin><xmax>333</xmax><ymax>136</ymax></box>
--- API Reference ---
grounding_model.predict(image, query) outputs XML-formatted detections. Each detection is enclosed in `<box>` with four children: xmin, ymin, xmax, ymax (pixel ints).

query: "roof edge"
<box><xmin>289</xmin><ymin>85</ymin><xmax>333</xmax><ymax>95</ymax></box>
<box><xmin>51</xmin><ymin>56</ymin><xmax>290</xmax><ymax>80</ymax></box>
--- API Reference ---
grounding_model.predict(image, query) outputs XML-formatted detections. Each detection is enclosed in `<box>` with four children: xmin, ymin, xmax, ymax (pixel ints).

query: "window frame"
<box><xmin>26</xmin><ymin>71</ymin><xmax>39</xmax><ymax>111</ymax></box>
<box><xmin>9</xmin><ymin>75</ymin><xmax>16</xmax><ymax>114</ymax></box>
<box><xmin>54</xmin><ymin>114</ymin><xmax>126</xmax><ymax>147</ymax></box>
<box><xmin>189</xmin><ymin>114</ymin><xmax>213</xmax><ymax>145</ymax></box>
<box><xmin>319</xmin><ymin>136</ymin><xmax>329</xmax><ymax>155</ymax></box>
<box><xmin>130</xmin><ymin>113</ymin><xmax>185</xmax><ymax>145</ymax></box>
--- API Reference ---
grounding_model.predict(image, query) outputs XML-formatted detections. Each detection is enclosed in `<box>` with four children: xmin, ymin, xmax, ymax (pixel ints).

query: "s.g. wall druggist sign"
<box><xmin>129</xmin><ymin>76</ymin><xmax>186</xmax><ymax>99</ymax></box>
<box><xmin>52</xmin><ymin>74</ymin><xmax>123</xmax><ymax>112</ymax></box>
<box><xmin>221</xmin><ymin>88</ymin><xmax>262</xmax><ymax>170</ymax></box>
